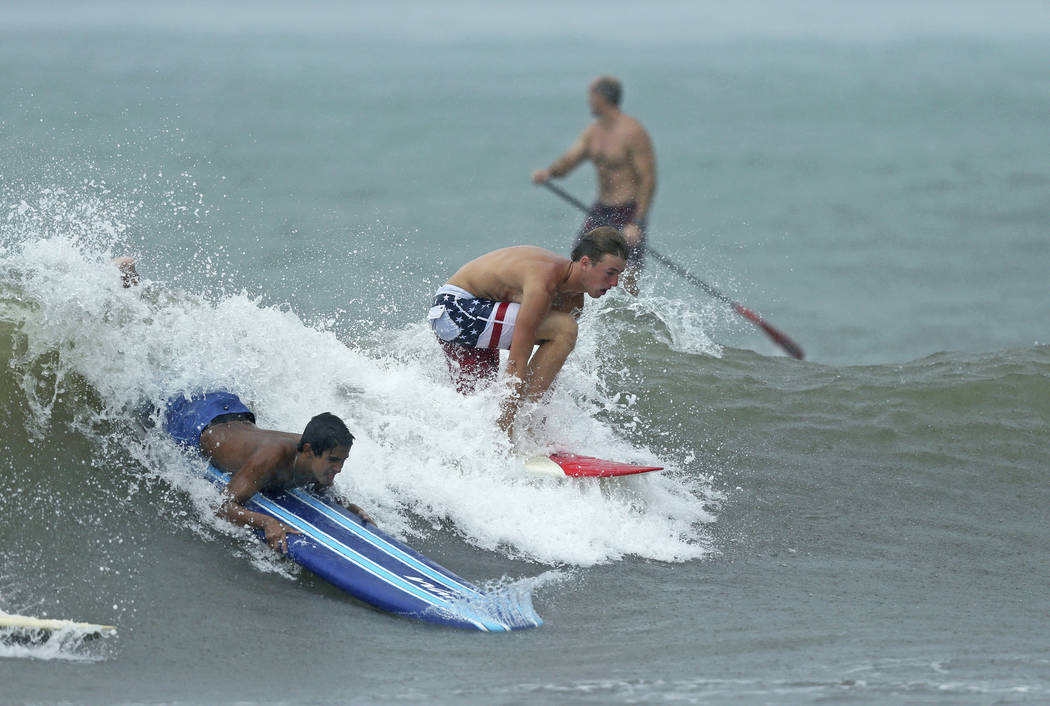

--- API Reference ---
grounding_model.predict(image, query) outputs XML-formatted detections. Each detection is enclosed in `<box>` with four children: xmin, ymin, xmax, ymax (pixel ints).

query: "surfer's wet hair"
<box><xmin>572</xmin><ymin>226</ymin><xmax>628</xmax><ymax>263</ymax></box>
<box><xmin>299</xmin><ymin>412</ymin><xmax>354</xmax><ymax>455</ymax></box>
<box><xmin>592</xmin><ymin>76</ymin><xmax>622</xmax><ymax>107</ymax></box>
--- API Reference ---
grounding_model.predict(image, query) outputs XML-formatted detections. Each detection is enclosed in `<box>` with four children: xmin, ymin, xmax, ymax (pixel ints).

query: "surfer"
<box><xmin>428</xmin><ymin>226</ymin><xmax>627</xmax><ymax>434</ymax></box>
<box><xmin>531</xmin><ymin>75</ymin><xmax>656</xmax><ymax>295</ymax></box>
<box><xmin>164</xmin><ymin>392</ymin><xmax>371</xmax><ymax>554</ymax></box>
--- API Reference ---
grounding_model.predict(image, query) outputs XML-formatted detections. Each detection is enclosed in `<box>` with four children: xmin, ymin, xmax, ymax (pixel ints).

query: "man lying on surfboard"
<box><xmin>428</xmin><ymin>226</ymin><xmax>627</xmax><ymax>434</ymax></box>
<box><xmin>164</xmin><ymin>392</ymin><xmax>371</xmax><ymax>554</ymax></box>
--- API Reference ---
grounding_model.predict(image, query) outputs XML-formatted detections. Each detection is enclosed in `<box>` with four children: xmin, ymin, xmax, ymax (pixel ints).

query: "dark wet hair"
<box><xmin>592</xmin><ymin>76</ymin><xmax>622</xmax><ymax>107</ymax></box>
<box><xmin>298</xmin><ymin>412</ymin><xmax>354</xmax><ymax>455</ymax></box>
<box><xmin>571</xmin><ymin>226</ymin><xmax>628</xmax><ymax>263</ymax></box>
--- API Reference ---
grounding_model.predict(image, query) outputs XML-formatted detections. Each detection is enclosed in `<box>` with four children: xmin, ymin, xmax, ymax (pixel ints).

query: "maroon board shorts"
<box><xmin>574</xmin><ymin>201</ymin><xmax>646</xmax><ymax>268</ymax></box>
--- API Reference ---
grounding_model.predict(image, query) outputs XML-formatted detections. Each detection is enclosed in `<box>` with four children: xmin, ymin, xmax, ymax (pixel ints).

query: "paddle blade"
<box><xmin>733</xmin><ymin>304</ymin><xmax>805</xmax><ymax>360</ymax></box>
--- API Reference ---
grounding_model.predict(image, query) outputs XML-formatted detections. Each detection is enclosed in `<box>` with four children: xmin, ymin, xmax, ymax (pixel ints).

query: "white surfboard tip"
<box><xmin>0</xmin><ymin>612</ymin><xmax>117</xmax><ymax>636</ymax></box>
<box><xmin>522</xmin><ymin>454</ymin><xmax>567</xmax><ymax>478</ymax></box>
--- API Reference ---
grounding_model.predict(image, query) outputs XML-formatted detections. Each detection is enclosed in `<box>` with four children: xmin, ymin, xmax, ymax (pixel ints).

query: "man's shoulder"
<box><xmin>622</xmin><ymin>113</ymin><xmax>651</xmax><ymax>137</ymax></box>
<box><xmin>458</xmin><ymin>246</ymin><xmax>561</xmax><ymax>294</ymax></box>
<box><xmin>243</xmin><ymin>432</ymin><xmax>299</xmax><ymax>466</ymax></box>
<box><xmin>581</xmin><ymin>119</ymin><xmax>602</xmax><ymax>143</ymax></box>
<box><xmin>520</xmin><ymin>251</ymin><xmax>569</xmax><ymax>289</ymax></box>
<box><xmin>490</xmin><ymin>244</ymin><xmax>559</xmax><ymax>261</ymax></box>
<box><xmin>519</xmin><ymin>245</ymin><xmax>568</xmax><ymax>269</ymax></box>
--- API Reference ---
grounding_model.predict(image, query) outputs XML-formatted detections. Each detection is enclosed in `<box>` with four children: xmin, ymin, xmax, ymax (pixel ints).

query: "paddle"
<box><xmin>540</xmin><ymin>181</ymin><xmax>805</xmax><ymax>360</ymax></box>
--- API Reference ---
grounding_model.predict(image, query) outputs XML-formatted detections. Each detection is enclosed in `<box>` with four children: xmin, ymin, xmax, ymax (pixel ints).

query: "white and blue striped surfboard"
<box><xmin>200</xmin><ymin>465</ymin><xmax>541</xmax><ymax>631</ymax></box>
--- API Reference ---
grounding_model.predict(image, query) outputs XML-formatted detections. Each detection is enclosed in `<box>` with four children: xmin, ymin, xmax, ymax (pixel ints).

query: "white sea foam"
<box><xmin>2</xmin><ymin>219</ymin><xmax>721</xmax><ymax>567</ymax></box>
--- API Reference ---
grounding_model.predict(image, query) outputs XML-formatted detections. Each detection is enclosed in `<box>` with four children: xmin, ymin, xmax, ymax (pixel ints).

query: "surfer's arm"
<box><xmin>344</xmin><ymin>501</ymin><xmax>374</xmax><ymax>525</ymax></box>
<box><xmin>505</xmin><ymin>285</ymin><xmax>551</xmax><ymax>387</ymax></box>
<box><xmin>219</xmin><ymin>468</ymin><xmax>301</xmax><ymax>554</ymax></box>
<box><xmin>497</xmin><ymin>284</ymin><xmax>553</xmax><ymax>432</ymax></box>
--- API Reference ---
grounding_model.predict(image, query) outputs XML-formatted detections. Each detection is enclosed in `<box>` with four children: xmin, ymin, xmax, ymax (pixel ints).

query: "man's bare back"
<box><xmin>447</xmin><ymin>246</ymin><xmax>572</xmax><ymax>304</ymax></box>
<box><xmin>200</xmin><ymin>421</ymin><xmax>301</xmax><ymax>491</ymax></box>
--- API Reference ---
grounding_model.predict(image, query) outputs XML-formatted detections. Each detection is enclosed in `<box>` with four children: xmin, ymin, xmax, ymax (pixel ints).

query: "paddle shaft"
<box><xmin>541</xmin><ymin>180</ymin><xmax>805</xmax><ymax>359</ymax></box>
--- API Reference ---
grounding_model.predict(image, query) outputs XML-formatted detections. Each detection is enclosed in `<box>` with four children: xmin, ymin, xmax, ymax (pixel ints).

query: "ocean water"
<box><xmin>2</xmin><ymin>1</ymin><xmax>1049</xmax><ymax>703</ymax></box>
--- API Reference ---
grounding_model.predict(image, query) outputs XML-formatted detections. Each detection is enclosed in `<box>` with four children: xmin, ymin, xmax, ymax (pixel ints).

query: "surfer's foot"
<box><xmin>112</xmin><ymin>256</ymin><xmax>140</xmax><ymax>288</ymax></box>
<box><xmin>504</xmin><ymin>407</ymin><xmax>549</xmax><ymax>451</ymax></box>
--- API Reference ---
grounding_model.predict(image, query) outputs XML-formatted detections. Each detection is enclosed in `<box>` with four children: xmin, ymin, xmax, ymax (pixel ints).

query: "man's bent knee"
<box><xmin>539</xmin><ymin>312</ymin><xmax>578</xmax><ymax>348</ymax></box>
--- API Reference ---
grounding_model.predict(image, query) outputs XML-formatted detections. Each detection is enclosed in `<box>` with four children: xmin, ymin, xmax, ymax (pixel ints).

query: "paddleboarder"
<box><xmin>531</xmin><ymin>75</ymin><xmax>657</xmax><ymax>295</ymax></box>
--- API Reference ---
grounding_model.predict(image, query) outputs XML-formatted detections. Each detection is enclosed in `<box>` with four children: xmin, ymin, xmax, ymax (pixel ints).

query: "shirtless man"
<box><xmin>428</xmin><ymin>227</ymin><xmax>627</xmax><ymax>433</ymax></box>
<box><xmin>531</xmin><ymin>75</ymin><xmax>657</xmax><ymax>295</ymax></box>
<box><xmin>164</xmin><ymin>392</ymin><xmax>370</xmax><ymax>553</ymax></box>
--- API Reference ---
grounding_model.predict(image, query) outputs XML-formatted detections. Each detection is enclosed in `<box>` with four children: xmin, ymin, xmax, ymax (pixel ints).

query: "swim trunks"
<box><xmin>439</xmin><ymin>341</ymin><xmax>499</xmax><ymax>394</ymax></box>
<box><xmin>164</xmin><ymin>391</ymin><xmax>255</xmax><ymax>448</ymax></box>
<box><xmin>427</xmin><ymin>284</ymin><xmax>520</xmax><ymax>349</ymax></box>
<box><xmin>575</xmin><ymin>201</ymin><xmax>647</xmax><ymax>267</ymax></box>
<box><xmin>428</xmin><ymin>284</ymin><xmax>518</xmax><ymax>393</ymax></box>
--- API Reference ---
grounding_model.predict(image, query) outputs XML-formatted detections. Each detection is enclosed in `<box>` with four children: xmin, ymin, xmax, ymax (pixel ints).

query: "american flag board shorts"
<box><xmin>428</xmin><ymin>284</ymin><xmax>520</xmax><ymax>349</ymax></box>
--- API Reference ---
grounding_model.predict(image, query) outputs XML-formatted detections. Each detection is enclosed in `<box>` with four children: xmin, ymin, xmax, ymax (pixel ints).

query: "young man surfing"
<box><xmin>428</xmin><ymin>226</ymin><xmax>627</xmax><ymax>434</ymax></box>
<box><xmin>165</xmin><ymin>392</ymin><xmax>370</xmax><ymax>554</ymax></box>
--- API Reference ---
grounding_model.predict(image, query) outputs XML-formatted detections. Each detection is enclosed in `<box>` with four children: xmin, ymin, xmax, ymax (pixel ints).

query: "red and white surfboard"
<box><xmin>525</xmin><ymin>453</ymin><xmax>663</xmax><ymax>478</ymax></box>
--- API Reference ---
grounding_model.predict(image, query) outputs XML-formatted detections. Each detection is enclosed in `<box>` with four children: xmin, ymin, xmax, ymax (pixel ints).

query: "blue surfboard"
<box><xmin>199</xmin><ymin>465</ymin><xmax>541</xmax><ymax>631</ymax></box>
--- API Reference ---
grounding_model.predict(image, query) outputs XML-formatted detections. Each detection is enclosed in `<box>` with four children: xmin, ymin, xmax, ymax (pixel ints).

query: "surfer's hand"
<box><xmin>348</xmin><ymin>503</ymin><xmax>374</xmax><ymax>525</ymax></box>
<box><xmin>112</xmin><ymin>256</ymin><xmax>140</xmax><ymax>288</ymax></box>
<box><xmin>264</xmin><ymin>520</ymin><xmax>301</xmax><ymax>554</ymax></box>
